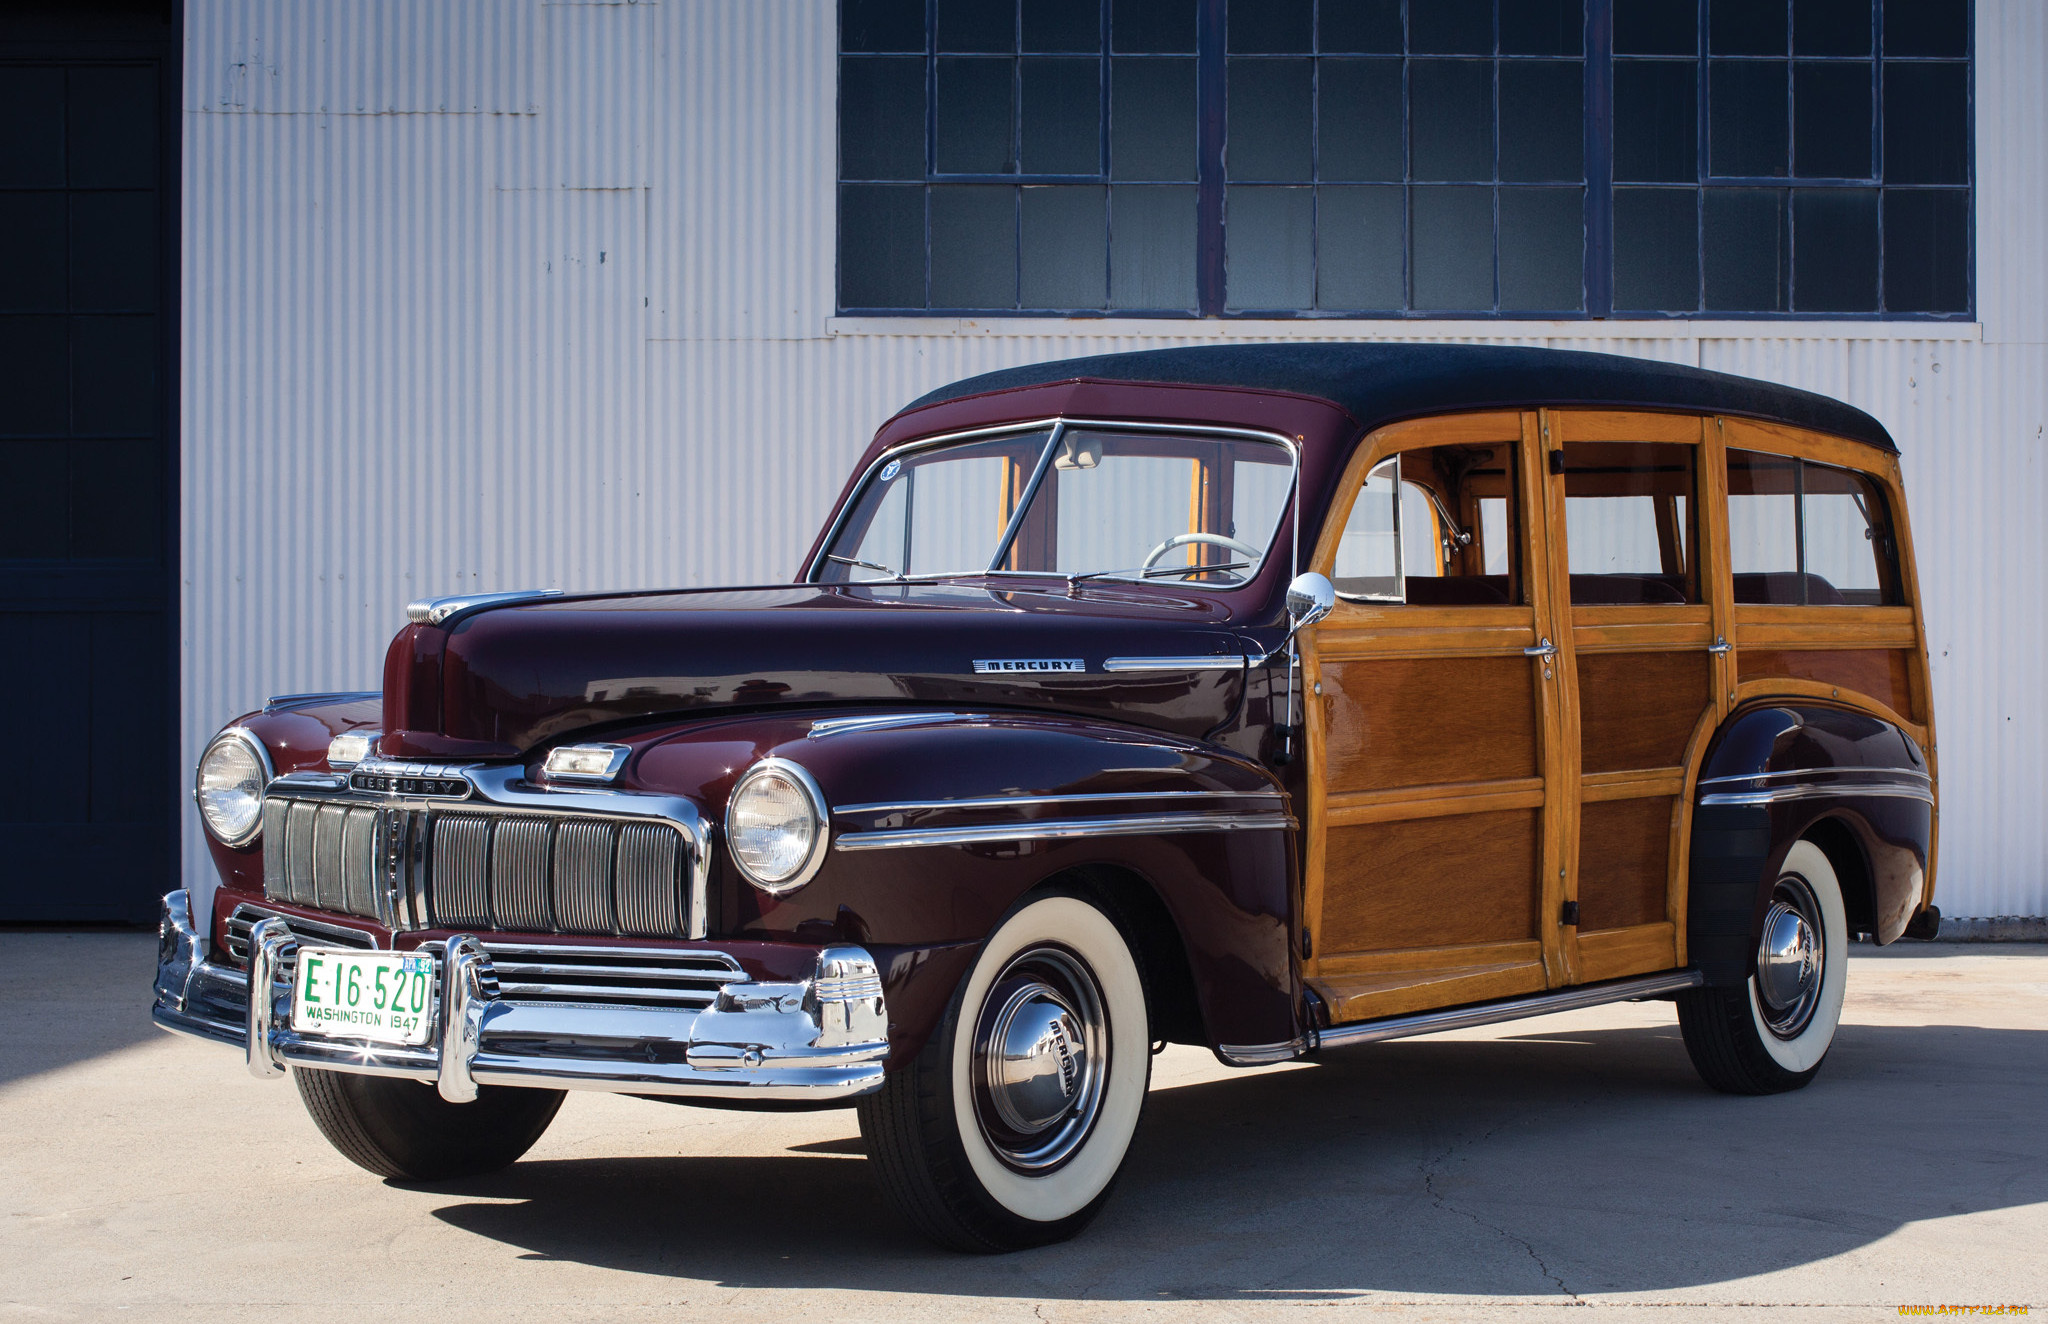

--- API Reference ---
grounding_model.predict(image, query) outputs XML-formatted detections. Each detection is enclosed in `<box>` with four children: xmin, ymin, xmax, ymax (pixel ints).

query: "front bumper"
<box><xmin>150</xmin><ymin>890</ymin><xmax>891</xmax><ymax>1105</ymax></box>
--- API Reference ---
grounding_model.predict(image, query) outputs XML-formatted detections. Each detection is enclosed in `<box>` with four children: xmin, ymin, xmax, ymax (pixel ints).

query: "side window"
<box><xmin>1332</xmin><ymin>442</ymin><xmax>1520</xmax><ymax>605</ymax></box>
<box><xmin>1804</xmin><ymin>464</ymin><xmax>1895</xmax><ymax>605</ymax></box>
<box><xmin>1559</xmin><ymin>441</ymin><xmax>1697</xmax><ymax>605</ymax></box>
<box><xmin>1726</xmin><ymin>449</ymin><xmax>1802</xmax><ymax>602</ymax></box>
<box><xmin>1728</xmin><ymin>448</ymin><xmax>1898</xmax><ymax>605</ymax></box>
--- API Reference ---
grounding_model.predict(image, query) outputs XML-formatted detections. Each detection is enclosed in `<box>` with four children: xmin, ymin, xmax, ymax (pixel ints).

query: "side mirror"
<box><xmin>1285</xmin><ymin>572</ymin><xmax>1336</xmax><ymax>635</ymax></box>
<box><xmin>1262</xmin><ymin>572</ymin><xmax>1336</xmax><ymax>664</ymax></box>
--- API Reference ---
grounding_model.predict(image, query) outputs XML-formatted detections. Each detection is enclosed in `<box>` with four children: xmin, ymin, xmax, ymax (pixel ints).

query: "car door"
<box><xmin>1299</xmin><ymin>411</ymin><xmax>1574</xmax><ymax>1024</ymax></box>
<box><xmin>1540</xmin><ymin>410</ymin><xmax>1729</xmax><ymax>983</ymax></box>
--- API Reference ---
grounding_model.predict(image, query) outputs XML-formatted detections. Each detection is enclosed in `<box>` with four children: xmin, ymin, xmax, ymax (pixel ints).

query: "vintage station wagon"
<box><xmin>155</xmin><ymin>344</ymin><xmax>1940</xmax><ymax>1251</ymax></box>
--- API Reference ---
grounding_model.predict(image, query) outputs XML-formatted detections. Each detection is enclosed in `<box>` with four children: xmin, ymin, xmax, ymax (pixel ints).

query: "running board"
<box><xmin>1307</xmin><ymin>970</ymin><xmax>1705</xmax><ymax>1053</ymax></box>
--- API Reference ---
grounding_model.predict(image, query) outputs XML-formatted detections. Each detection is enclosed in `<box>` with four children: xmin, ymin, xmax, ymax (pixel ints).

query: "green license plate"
<box><xmin>290</xmin><ymin>948</ymin><xmax>436</xmax><ymax>1046</ymax></box>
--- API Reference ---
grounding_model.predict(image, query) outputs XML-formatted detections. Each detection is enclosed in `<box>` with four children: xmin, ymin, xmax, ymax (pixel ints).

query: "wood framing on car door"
<box><xmin>1538</xmin><ymin>410</ymin><xmax>1730</xmax><ymax>985</ymax></box>
<box><xmin>1298</xmin><ymin>411</ymin><xmax>1573</xmax><ymax>1024</ymax></box>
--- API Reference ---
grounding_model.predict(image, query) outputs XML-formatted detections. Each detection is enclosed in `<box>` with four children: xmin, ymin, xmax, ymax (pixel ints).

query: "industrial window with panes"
<box><xmin>835</xmin><ymin>0</ymin><xmax>1971</xmax><ymax>318</ymax></box>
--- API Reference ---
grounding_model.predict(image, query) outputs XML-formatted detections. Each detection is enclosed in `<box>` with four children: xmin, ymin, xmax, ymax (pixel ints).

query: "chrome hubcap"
<box><xmin>1756</xmin><ymin>874</ymin><xmax>1825</xmax><ymax>1038</ymax></box>
<box><xmin>972</xmin><ymin>946</ymin><xmax>1108</xmax><ymax>1173</ymax></box>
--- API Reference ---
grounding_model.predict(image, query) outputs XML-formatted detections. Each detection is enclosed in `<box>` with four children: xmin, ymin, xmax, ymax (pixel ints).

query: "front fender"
<box><xmin>632</xmin><ymin>709</ymin><xmax>1300</xmax><ymax>1061</ymax></box>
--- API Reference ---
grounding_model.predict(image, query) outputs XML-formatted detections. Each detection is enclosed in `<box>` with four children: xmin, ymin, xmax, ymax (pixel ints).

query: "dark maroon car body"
<box><xmin>176</xmin><ymin>344</ymin><xmax>1935</xmax><ymax>1089</ymax></box>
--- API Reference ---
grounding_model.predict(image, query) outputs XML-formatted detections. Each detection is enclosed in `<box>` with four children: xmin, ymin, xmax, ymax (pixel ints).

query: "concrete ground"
<box><xmin>2</xmin><ymin>934</ymin><xmax>2041</xmax><ymax>1323</ymax></box>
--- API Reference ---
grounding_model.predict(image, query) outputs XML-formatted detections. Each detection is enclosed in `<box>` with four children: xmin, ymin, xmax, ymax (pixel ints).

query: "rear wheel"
<box><xmin>1678</xmin><ymin>839</ymin><xmax>1849</xmax><ymax>1094</ymax></box>
<box><xmin>858</xmin><ymin>891</ymin><xmax>1152</xmax><ymax>1252</ymax></box>
<box><xmin>293</xmin><ymin>1068</ymin><xmax>564</xmax><ymax>1180</ymax></box>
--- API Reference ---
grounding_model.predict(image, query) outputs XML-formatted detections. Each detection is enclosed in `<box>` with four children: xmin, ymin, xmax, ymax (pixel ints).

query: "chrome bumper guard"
<box><xmin>150</xmin><ymin>890</ymin><xmax>891</xmax><ymax>1104</ymax></box>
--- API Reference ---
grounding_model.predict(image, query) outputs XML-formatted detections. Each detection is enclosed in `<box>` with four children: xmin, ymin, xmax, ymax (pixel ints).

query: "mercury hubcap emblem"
<box><xmin>985</xmin><ymin>982</ymin><xmax>1084</xmax><ymax>1134</ymax></box>
<box><xmin>971</xmin><ymin>945</ymin><xmax>1110</xmax><ymax>1173</ymax></box>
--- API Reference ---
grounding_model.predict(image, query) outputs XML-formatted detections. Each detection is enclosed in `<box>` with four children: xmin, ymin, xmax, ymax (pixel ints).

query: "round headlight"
<box><xmin>726</xmin><ymin>758</ymin><xmax>829</xmax><ymax>893</ymax></box>
<box><xmin>195</xmin><ymin>729</ymin><xmax>271</xmax><ymax>847</ymax></box>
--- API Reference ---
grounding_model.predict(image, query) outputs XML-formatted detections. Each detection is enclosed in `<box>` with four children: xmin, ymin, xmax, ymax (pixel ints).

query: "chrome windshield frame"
<box><xmin>805</xmin><ymin>417</ymin><xmax>1302</xmax><ymax>591</ymax></box>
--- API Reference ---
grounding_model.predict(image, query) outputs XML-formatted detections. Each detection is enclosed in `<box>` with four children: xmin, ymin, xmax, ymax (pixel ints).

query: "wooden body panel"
<box><xmin>1576</xmin><ymin>649</ymin><xmax>1711</xmax><ymax>773</ymax></box>
<box><xmin>1302</xmin><ymin>406</ymin><xmax>1932</xmax><ymax>1030</ymax></box>
<box><xmin>1737</xmin><ymin>648</ymin><xmax>1916</xmax><ymax>720</ymax></box>
<box><xmin>1322</xmin><ymin>653</ymin><xmax>1538</xmax><ymax>792</ymax></box>
<box><xmin>1320</xmin><ymin>810</ymin><xmax>1542</xmax><ymax>952</ymax></box>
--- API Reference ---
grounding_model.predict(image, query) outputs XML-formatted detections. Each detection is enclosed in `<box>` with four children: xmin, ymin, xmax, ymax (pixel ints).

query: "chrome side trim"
<box><xmin>263</xmin><ymin>691</ymin><xmax>379</xmax><ymax>714</ymax></box>
<box><xmin>404</xmin><ymin>588</ymin><xmax>564</xmax><ymax>627</ymax></box>
<box><xmin>1696</xmin><ymin>766</ymin><xmax>1931</xmax><ymax>787</ymax></box>
<box><xmin>1698</xmin><ymin>782</ymin><xmax>1935</xmax><ymax>807</ymax></box>
<box><xmin>1310</xmin><ymin>970</ymin><xmax>1705</xmax><ymax>1053</ymax></box>
<box><xmin>807</xmin><ymin>711</ymin><xmax>980</xmax><ymax>739</ymax></box>
<box><xmin>837</xmin><ymin>789</ymin><xmax>1285</xmax><ymax>816</ymax></box>
<box><xmin>1101</xmin><ymin>655</ymin><xmax>1250</xmax><ymax>672</ymax></box>
<box><xmin>835</xmin><ymin>810</ymin><xmax>1294</xmax><ymax>852</ymax></box>
<box><xmin>1215</xmin><ymin>1036</ymin><xmax>1310</xmax><ymax>1066</ymax></box>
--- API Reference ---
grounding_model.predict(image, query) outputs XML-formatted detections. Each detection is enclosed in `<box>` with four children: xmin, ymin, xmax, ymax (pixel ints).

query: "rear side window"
<box><xmin>1727</xmin><ymin>450</ymin><xmax>1899</xmax><ymax>605</ymax></box>
<box><xmin>1559</xmin><ymin>441</ymin><xmax>1699</xmax><ymax>605</ymax></box>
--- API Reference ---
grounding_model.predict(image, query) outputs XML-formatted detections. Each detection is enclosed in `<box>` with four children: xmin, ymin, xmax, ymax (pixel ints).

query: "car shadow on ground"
<box><xmin>420</xmin><ymin>1019</ymin><xmax>2048</xmax><ymax>1300</ymax></box>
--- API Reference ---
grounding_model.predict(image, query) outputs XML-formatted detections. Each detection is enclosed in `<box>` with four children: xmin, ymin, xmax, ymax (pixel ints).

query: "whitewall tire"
<box><xmin>1678</xmin><ymin>839</ymin><xmax>1850</xmax><ymax>1094</ymax></box>
<box><xmin>858</xmin><ymin>890</ymin><xmax>1152</xmax><ymax>1251</ymax></box>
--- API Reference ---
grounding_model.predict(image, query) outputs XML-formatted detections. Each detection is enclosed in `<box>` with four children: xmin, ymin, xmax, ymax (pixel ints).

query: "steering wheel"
<box><xmin>1140</xmin><ymin>531</ymin><xmax>1263</xmax><ymax>572</ymax></box>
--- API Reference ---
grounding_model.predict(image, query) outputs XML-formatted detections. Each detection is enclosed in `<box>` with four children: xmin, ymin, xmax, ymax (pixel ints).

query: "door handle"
<box><xmin>1523</xmin><ymin>638</ymin><xmax>1557</xmax><ymax>658</ymax></box>
<box><xmin>1708</xmin><ymin>636</ymin><xmax>1732</xmax><ymax>655</ymax></box>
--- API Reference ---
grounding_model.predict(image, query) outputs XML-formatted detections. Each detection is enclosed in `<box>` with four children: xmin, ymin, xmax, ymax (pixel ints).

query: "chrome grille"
<box><xmin>552</xmin><ymin>819</ymin><xmax>615</xmax><ymax>932</ymax></box>
<box><xmin>223</xmin><ymin>903</ymin><xmax>376</xmax><ymax>966</ymax></box>
<box><xmin>431</xmin><ymin>813</ymin><xmax>492</xmax><ymax>928</ymax></box>
<box><xmin>481</xmin><ymin>942</ymin><xmax>743</xmax><ymax>1010</ymax></box>
<box><xmin>616</xmin><ymin>822</ymin><xmax>682</xmax><ymax>936</ymax></box>
<box><xmin>487</xmin><ymin>816</ymin><xmax>554</xmax><ymax>931</ymax></box>
<box><xmin>261</xmin><ymin>796</ymin><xmax>698</xmax><ymax>938</ymax></box>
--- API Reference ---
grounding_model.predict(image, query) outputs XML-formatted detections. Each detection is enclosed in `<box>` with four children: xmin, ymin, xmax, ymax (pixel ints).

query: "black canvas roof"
<box><xmin>905</xmin><ymin>342</ymin><xmax>1898</xmax><ymax>454</ymax></box>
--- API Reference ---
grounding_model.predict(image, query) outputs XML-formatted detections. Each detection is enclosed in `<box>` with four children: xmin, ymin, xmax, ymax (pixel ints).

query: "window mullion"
<box><xmin>1584</xmin><ymin>0</ymin><xmax>1614</xmax><ymax>316</ymax></box>
<box><xmin>1196</xmin><ymin>0</ymin><xmax>1227</xmax><ymax>315</ymax></box>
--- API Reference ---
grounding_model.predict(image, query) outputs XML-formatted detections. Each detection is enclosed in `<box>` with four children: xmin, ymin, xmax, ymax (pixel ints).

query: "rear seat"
<box><xmin>1568</xmin><ymin>574</ymin><xmax>1687</xmax><ymax>605</ymax></box>
<box><xmin>1732</xmin><ymin>572</ymin><xmax>1845</xmax><ymax>605</ymax></box>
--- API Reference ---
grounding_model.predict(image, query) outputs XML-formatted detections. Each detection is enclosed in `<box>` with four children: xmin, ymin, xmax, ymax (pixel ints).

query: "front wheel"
<box><xmin>858</xmin><ymin>891</ymin><xmax>1152</xmax><ymax>1252</ymax></box>
<box><xmin>1678</xmin><ymin>838</ymin><xmax>1850</xmax><ymax>1094</ymax></box>
<box><xmin>293</xmin><ymin>1068</ymin><xmax>565</xmax><ymax>1180</ymax></box>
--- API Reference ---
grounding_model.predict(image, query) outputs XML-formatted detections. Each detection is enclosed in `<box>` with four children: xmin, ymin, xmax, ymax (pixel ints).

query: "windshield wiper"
<box><xmin>1067</xmin><ymin>561</ymin><xmax>1253</xmax><ymax>585</ymax></box>
<box><xmin>825</xmin><ymin>553</ymin><xmax>900</xmax><ymax>578</ymax></box>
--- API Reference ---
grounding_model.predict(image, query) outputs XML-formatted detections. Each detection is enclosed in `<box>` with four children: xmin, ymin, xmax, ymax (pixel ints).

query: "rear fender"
<box><xmin>1688</xmin><ymin>705</ymin><xmax>1935</xmax><ymax>988</ymax></box>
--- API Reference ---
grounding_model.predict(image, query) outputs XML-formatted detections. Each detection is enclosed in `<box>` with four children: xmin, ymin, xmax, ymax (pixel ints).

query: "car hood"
<box><xmin>379</xmin><ymin>582</ymin><xmax>1265</xmax><ymax>757</ymax></box>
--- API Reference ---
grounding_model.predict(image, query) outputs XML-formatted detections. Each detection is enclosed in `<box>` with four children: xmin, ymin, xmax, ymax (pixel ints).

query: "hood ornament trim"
<box><xmin>808</xmin><ymin>712</ymin><xmax>982</xmax><ymax>739</ymax></box>
<box><xmin>406</xmin><ymin>589</ymin><xmax>564</xmax><ymax>628</ymax></box>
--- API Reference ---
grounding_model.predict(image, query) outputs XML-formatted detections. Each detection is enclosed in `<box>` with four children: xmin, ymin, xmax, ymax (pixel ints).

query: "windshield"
<box><xmin>816</xmin><ymin>426</ymin><xmax>1296</xmax><ymax>586</ymax></box>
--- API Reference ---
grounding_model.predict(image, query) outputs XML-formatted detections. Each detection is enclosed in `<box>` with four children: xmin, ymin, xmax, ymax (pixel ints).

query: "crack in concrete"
<box><xmin>1420</xmin><ymin>1123</ymin><xmax>1584</xmax><ymax>1304</ymax></box>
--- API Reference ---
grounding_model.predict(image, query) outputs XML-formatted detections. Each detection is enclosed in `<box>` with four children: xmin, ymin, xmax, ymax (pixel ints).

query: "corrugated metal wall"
<box><xmin>182</xmin><ymin>0</ymin><xmax>2048</xmax><ymax>921</ymax></box>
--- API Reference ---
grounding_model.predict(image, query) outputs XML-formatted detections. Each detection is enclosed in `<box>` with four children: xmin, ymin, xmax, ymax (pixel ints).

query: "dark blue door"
<box><xmin>0</xmin><ymin>3</ymin><xmax>179</xmax><ymax>921</ymax></box>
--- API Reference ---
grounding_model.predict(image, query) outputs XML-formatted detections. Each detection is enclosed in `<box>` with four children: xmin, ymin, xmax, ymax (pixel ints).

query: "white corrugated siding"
<box><xmin>182</xmin><ymin>0</ymin><xmax>2048</xmax><ymax>921</ymax></box>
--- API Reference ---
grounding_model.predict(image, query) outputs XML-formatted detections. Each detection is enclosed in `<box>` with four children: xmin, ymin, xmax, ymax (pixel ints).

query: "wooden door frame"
<box><xmin>1298</xmin><ymin>409</ymin><xmax>1573</xmax><ymax>1021</ymax></box>
<box><xmin>1537</xmin><ymin>409</ymin><xmax>1724</xmax><ymax>982</ymax></box>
